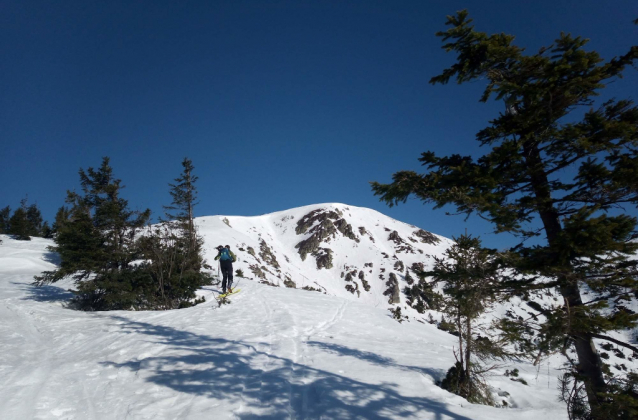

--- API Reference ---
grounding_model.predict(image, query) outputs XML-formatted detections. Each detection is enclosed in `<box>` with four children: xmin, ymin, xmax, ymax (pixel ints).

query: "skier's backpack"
<box><xmin>220</xmin><ymin>248</ymin><xmax>232</xmax><ymax>261</ymax></box>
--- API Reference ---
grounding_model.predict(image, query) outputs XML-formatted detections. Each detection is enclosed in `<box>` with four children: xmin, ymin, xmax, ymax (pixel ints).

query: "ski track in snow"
<box><xmin>0</xmin><ymin>232</ymin><xmax>574</xmax><ymax>420</ymax></box>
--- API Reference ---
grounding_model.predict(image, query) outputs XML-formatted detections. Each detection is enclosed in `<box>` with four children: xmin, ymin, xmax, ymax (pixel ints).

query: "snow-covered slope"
<box><xmin>0</xmin><ymin>226</ymin><xmax>570</xmax><ymax>419</ymax></box>
<box><xmin>198</xmin><ymin>203</ymin><xmax>452</xmax><ymax>317</ymax></box>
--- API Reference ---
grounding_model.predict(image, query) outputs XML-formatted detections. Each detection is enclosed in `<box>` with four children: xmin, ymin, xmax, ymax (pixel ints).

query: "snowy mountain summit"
<box><xmin>198</xmin><ymin>203</ymin><xmax>452</xmax><ymax>314</ymax></box>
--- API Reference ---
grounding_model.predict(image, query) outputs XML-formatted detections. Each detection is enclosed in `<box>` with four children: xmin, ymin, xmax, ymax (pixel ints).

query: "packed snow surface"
<box><xmin>0</xmin><ymin>204</ymin><xmax>570</xmax><ymax>419</ymax></box>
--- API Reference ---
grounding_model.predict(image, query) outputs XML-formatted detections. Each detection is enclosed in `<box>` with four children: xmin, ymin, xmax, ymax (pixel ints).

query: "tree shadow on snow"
<box><xmin>306</xmin><ymin>341</ymin><xmax>446</xmax><ymax>382</ymax></box>
<box><xmin>14</xmin><ymin>282</ymin><xmax>73</xmax><ymax>303</ymax></box>
<box><xmin>101</xmin><ymin>316</ymin><xmax>471</xmax><ymax>420</ymax></box>
<box><xmin>41</xmin><ymin>251</ymin><xmax>61</xmax><ymax>266</ymax></box>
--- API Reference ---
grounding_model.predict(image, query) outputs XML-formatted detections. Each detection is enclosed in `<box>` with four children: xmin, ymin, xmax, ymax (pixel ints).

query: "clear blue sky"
<box><xmin>2</xmin><ymin>0</ymin><xmax>637</xmax><ymax>249</ymax></box>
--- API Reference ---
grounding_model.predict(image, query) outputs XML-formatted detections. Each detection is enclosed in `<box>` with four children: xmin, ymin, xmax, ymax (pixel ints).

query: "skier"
<box><xmin>215</xmin><ymin>244</ymin><xmax>236</xmax><ymax>294</ymax></box>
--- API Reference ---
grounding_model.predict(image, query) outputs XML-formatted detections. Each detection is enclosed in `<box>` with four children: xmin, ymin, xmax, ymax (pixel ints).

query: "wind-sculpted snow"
<box><xmin>0</xmin><ymin>235</ymin><xmax>569</xmax><ymax>419</ymax></box>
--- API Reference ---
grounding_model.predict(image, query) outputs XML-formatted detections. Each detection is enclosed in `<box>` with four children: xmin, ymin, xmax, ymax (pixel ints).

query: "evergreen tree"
<box><xmin>0</xmin><ymin>206</ymin><xmax>11</xmax><ymax>234</ymax></box>
<box><xmin>52</xmin><ymin>206</ymin><xmax>71</xmax><ymax>237</ymax></box>
<box><xmin>25</xmin><ymin>202</ymin><xmax>43</xmax><ymax>236</ymax></box>
<box><xmin>40</xmin><ymin>221</ymin><xmax>53</xmax><ymax>239</ymax></box>
<box><xmin>8</xmin><ymin>204</ymin><xmax>31</xmax><ymax>240</ymax></box>
<box><xmin>372</xmin><ymin>11</ymin><xmax>638</xmax><ymax>419</ymax></box>
<box><xmin>163</xmin><ymin>157</ymin><xmax>198</xmax><ymax>251</ymax></box>
<box><xmin>427</xmin><ymin>234</ymin><xmax>505</xmax><ymax>404</ymax></box>
<box><xmin>5</xmin><ymin>199</ymin><xmax>47</xmax><ymax>239</ymax></box>
<box><xmin>136</xmin><ymin>157</ymin><xmax>211</xmax><ymax>309</ymax></box>
<box><xmin>137</xmin><ymin>223</ymin><xmax>209</xmax><ymax>309</ymax></box>
<box><xmin>35</xmin><ymin>157</ymin><xmax>151</xmax><ymax>310</ymax></box>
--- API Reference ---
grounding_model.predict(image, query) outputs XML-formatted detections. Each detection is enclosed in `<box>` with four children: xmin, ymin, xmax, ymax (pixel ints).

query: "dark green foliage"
<box><xmin>389</xmin><ymin>306</ymin><xmax>405</xmax><ymax>323</ymax></box>
<box><xmin>34</xmin><ymin>157</ymin><xmax>152</xmax><ymax>310</ymax></box>
<box><xmin>235</xmin><ymin>269</ymin><xmax>244</xmax><ymax>277</ymax></box>
<box><xmin>9</xmin><ymin>205</ymin><xmax>31</xmax><ymax>240</ymax></box>
<box><xmin>372</xmin><ymin>10</ymin><xmax>638</xmax><ymax>418</ymax></box>
<box><xmin>40</xmin><ymin>222</ymin><xmax>52</xmax><ymax>238</ymax></box>
<box><xmin>437</xmin><ymin>316</ymin><xmax>458</xmax><ymax>336</ymax></box>
<box><xmin>560</xmin><ymin>372</ymin><xmax>638</xmax><ymax>420</ymax></box>
<box><xmin>439</xmin><ymin>361</ymin><xmax>494</xmax><ymax>405</ymax></box>
<box><xmin>426</xmin><ymin>234</ymin><xmax>506</xmax><ymax>404</ymax></box>
<box><xmin>163</xmin><ymin>157</ymin><xmax>198</xmax><ymax>246</ymax></box>
<box><xmin>0</xmin><ymin>206</ymin><xmax>10</xmax><ymax>234</ymax></box>
<box><xmin>404</xmin><ymin>266</ymin><xmax>443</xmax><ymax>312</ymax></box>
<box><xmin>5</xmin><ymin>199</ymin><xmax>47</xmax><ymax>240</ymax></box>
<box><xmin>505</xmin><ymin>368</ymin><xmax>528</xmax><ymax>385</ymax></box>
<box><xmin>31</xmin><ymin>158</ymin><xmax>210</xmax><ymax>311</ymax></box>
<box><xmin>133</xmin><ymin>157</ymin><xmax>212</xmax><ymax>310</ymax></box>
<box><xmin>44</xmin><ymin>205</ymin><xmax>105</xmax><ymax>283</ymax></box>
<box><xmin>404</xmin><ymin>282</ymin><xmax>442</xmax><ymax>313</ymax></box>
<box><xmin>25</xmin><ymin>203</ymin><xmax>43</xmax><ymax>236</ymax></box>
<box><xmin>52</xmin><ymin>206</ymin><xmax>71</xmax><ymax>237</ymax></box>
<box><xmin>137</xmin><ymin>223</ymin><xmax>212</xmax><ymax>310</ymax></box>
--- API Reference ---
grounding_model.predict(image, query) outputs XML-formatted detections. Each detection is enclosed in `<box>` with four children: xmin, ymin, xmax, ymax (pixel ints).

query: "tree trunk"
<box><xmin>523</xmin><ymin>140</ymin><xmax>607</xmax><ymax>416</ymax></box>
<box><xmin>465</xmin><ymin>315</ymin><xmax>471</xmax><ymax>384</ymax></box>
<box><xmin>457</xmin><ymin>311</ymin><xmax>464</xmax><ymax>368</ymax></box>
<box><xmin>561</xmin><ymin>281</ymin><xmax>607</xmax><ymax>414</ymax></box>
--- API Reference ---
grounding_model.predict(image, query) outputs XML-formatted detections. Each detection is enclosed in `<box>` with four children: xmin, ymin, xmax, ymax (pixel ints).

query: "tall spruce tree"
<box><xmin>372</xmin><ymin>11</ymin><xmax>638</xmax><ymax>419</ymax></box>
<box><xmin>35</xmin><ymin>157</ymin><xmax>151</xmax><ymax>310</ymax></box>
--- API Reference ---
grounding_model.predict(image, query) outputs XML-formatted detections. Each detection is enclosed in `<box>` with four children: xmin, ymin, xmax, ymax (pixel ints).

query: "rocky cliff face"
<box><xmin>196</xmin><ymin>203</ymin><xmax>452</xmax><ymax>318</ymax></box>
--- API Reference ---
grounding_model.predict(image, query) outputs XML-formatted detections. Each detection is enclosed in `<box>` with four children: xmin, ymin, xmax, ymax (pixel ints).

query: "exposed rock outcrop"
<box><xmin>335</xmin><ymin>219</ymin><xmax>359</xmax><ymax>242</ymax></box>
<box><xmin>295</xmin><ymin>209</ymin><xmax>360</xmax><ymax>261</ymax></box>
<box><xmin>284</xmin><ymin>278</ymin><xmax>296</xmax><ymax>288</ymax></box>
<box><xmin>259</xmin><ymin>239</ymin><xmax>280</xmax><ymax>270</ymax></box>
<box><xmin>358</xmin><ymin>270</ymin><xmax>371</xmax><ymax>291</ymax></box>
<box><xmin>249</xmin><ymin>264</ymin><xmax>267</xmax><ymax>280</ymax></box>
<box><xmin>411</xmin><ymin>262</ymin><xmax>425</xmax><ymax>274</ymax></box>
<box><xmin>295</xmin><ymin>221</ymin><xmax>337</xmax><ymax>260</ymax></box>
<box><xmin>358</xmin><ymin>226</ymin><xmax>375</xmax><ymax>243</ymax></box>
<box><xmin>312</xmin><ymin>247</ymin><xmax>333</xmax><ymax>270</ymax></box>
<box><xmin>388</xmin><ymin>230</ymin><xmax>415</xmax><ymax>254</ymax></box>
<box><xmin>340</xmin><ymin>267</ymin><xmax>361</xmax><ymax>296</ymax></box>
<box><xmin>413</xmin><ymin>229</ymin><xmax>440</xmax><ymax>245</ymax></box>
<box><xmin>345</xmin><ymin>282</ymin><xmax>360</xmax><ymax>297</ymax></box>
<box><xmin>384</xmin><ymin>272</ymin><xmax>400</xmax><ymax>304</ymax></box>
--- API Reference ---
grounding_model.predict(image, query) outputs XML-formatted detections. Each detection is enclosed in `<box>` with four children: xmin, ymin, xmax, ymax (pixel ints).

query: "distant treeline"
<box><xmin>0</xmin><ymin>199</ymin><xmax>52</xmax><ymax>240</ymax></box>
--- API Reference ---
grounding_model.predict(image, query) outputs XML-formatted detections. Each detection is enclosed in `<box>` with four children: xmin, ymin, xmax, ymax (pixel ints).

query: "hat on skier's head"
<box><xmin>224</xmin><ymin>244</ymin><xmax>230</xmax><ymax>249</ymax></box>
<box><xmin>216</xmin><ymin>245</ymin><xmax>223</xmax><ymax>250</ymax></box>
